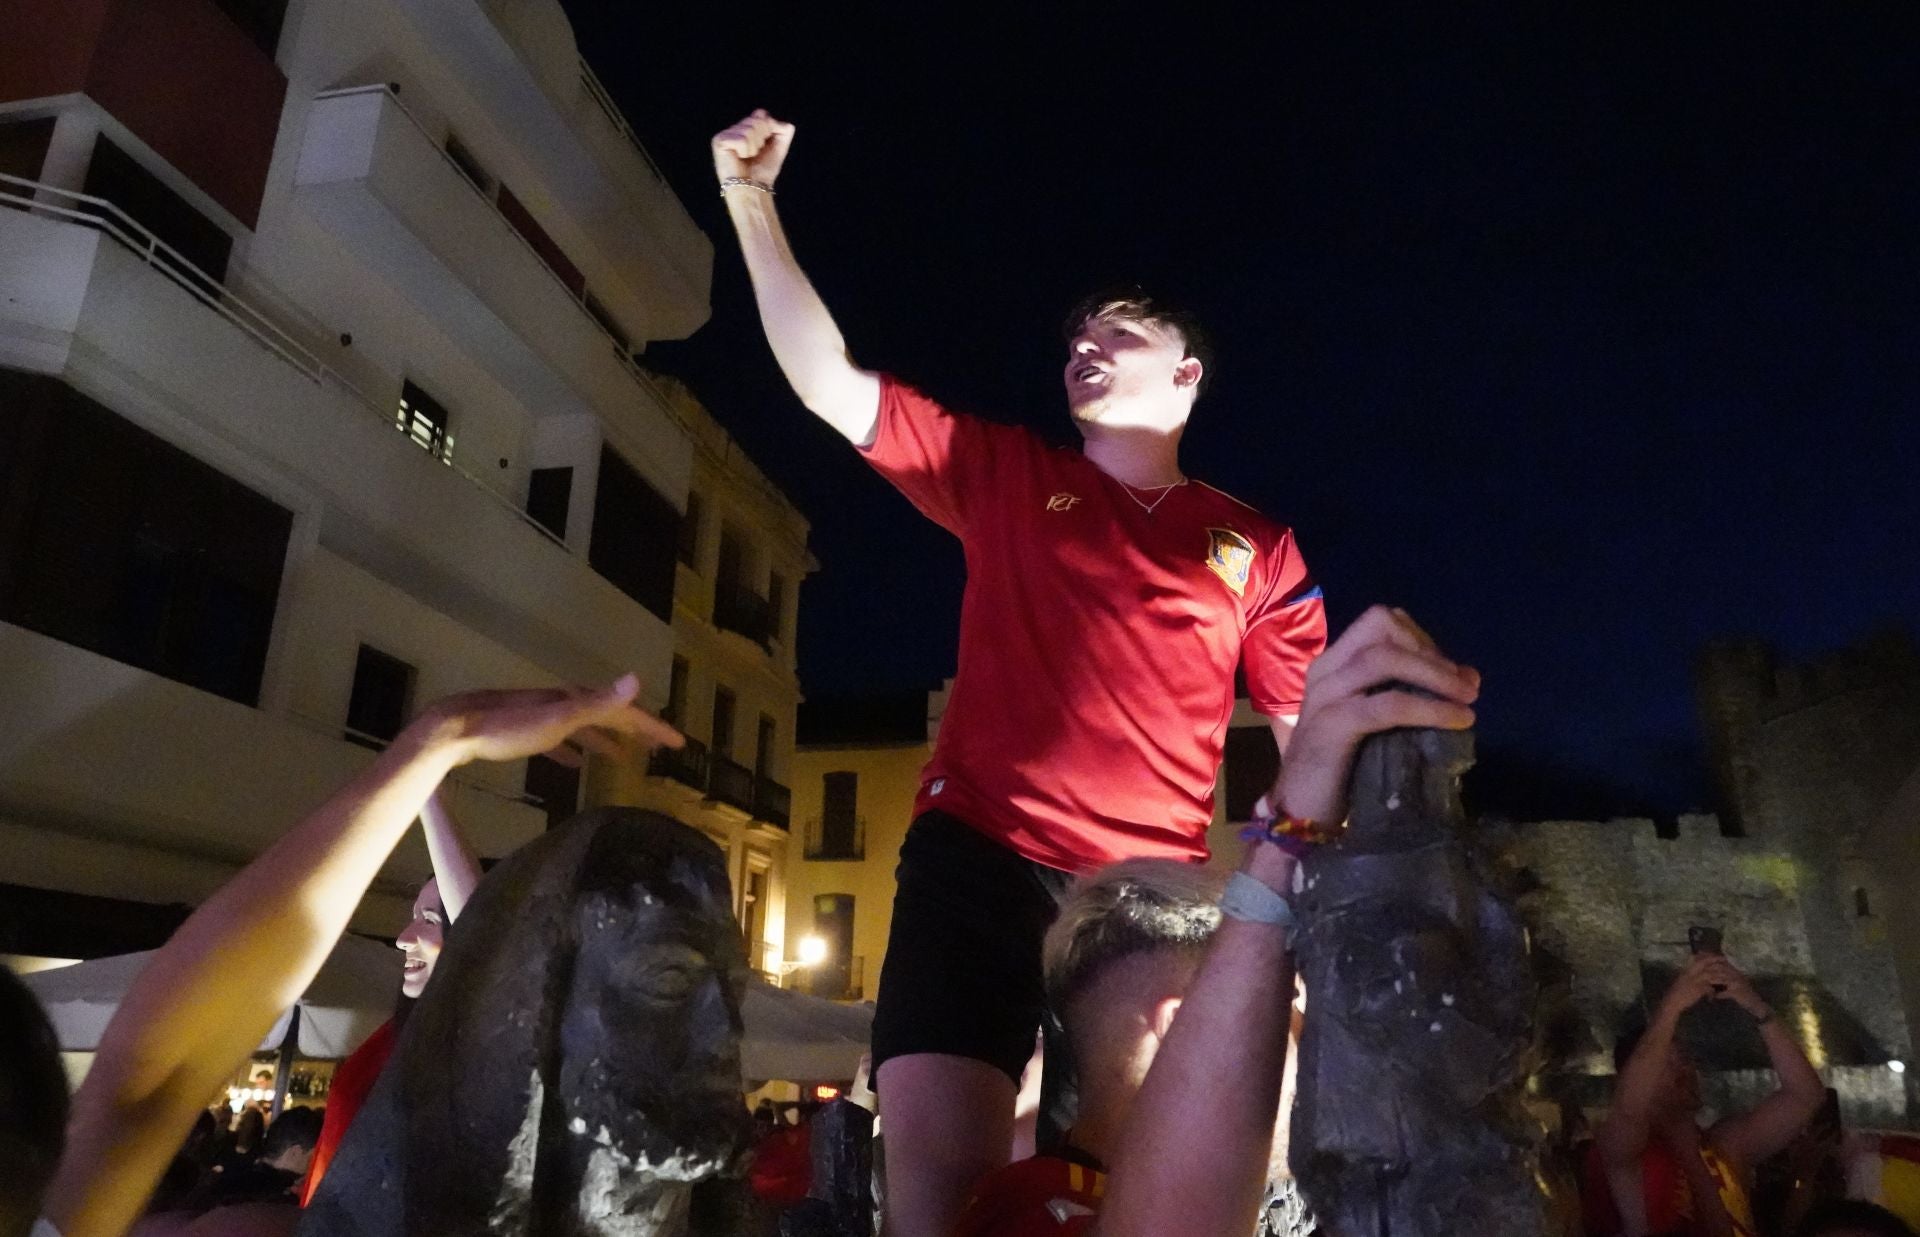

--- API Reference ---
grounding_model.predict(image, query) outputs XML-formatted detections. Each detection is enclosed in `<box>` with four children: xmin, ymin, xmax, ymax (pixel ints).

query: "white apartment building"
<box><xmin>0</xmin><ymin>0</ymin><xmax>805</xmax><ymax>968</ymax></box>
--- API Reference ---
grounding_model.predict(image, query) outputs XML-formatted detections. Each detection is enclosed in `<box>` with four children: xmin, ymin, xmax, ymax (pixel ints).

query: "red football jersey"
<box><xmin>953</xmin><ymin>1155</ymin><xmax>1106</xmax><ymax>1237</ymax></box>
<box><xmin>861</xmin><ymin>376</ymin><xmax>1327</xmax><ymax>871</ymax></box>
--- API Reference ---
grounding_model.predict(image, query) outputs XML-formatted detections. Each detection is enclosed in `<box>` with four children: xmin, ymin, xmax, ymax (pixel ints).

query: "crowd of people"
<box><xmin>1</xmin><ymin>106</ymin><xmax>1916</xmax><ymax>1237</ymax></box>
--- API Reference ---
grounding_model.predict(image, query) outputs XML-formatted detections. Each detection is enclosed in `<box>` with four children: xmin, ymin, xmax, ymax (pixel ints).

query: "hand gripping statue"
<box><xmin>302</xmin><ymin>809</ymin><xmax>755</xmax><ymax>1237</ymax></box>
<box><xmin>1288</xmin><ymin>696</ymin><xmax>1568</xmax><ymax>1236</ymax></box>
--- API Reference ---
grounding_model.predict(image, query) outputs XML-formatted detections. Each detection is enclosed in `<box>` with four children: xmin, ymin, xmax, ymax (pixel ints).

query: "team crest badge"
<box><xmin>1204</xmin><ymin>528</ymin><xmax>1256</xmax><ymax>597</ymax></box>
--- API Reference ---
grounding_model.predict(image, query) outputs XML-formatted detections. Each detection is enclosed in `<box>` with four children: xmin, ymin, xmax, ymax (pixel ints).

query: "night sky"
<box><xmin>564</xmin><ymin>3</ymin><xmax>1920</xmax><ymax>818</ymax></box>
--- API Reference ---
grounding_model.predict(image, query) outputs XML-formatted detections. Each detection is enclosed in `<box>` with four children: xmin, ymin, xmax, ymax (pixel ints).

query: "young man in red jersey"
<box><xmin>953</xmin><ymin>606</ymin><xmax>1481</xmax><ymax>1237</ymax></box>
<box><xmin>714</xmin><ymin>109</ymin><xmax>1330</xmax><ymax>1237</ymax></box>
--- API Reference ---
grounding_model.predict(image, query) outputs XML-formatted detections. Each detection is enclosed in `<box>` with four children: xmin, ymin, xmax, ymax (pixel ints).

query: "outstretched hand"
<box><xmin>417</xmin><ymin>674</ymin><xmax>682</xmax><ymax>769</ymax></box>
<box><xmin>713</xmin><ymin>108</ymin><xmax>796</xmax><ymax>186</ymax></box>
<box><xmin>1277</xmin><ymin>605</ymin><xmax>1480</xmax><ymax>825</ymax></box>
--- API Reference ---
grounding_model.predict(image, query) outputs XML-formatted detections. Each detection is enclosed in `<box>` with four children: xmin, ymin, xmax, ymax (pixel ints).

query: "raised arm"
<box><xmin>1596</xmin><ymin>954</ymin><xmax>1720</xmax><ymax>1168</ymax></box>
<box><xmin>420</xmin><ymin>789</ymin><xmax>482</xmax><ymax>920</ymax></box>
<box><xmin>1706</xmin><ymin>957</ymin><xmax>1826</xmax><ymax>1166</ymax></box>
<box><xmin>712</xmin><ymin>109</ymin><xmax>881</xmax><ymax>446</ymax></box>
<box><xmin>1095</xmin><ymin>606</ymin><xmax>1480</xmax><ymax>1237</ymax></box>
<box><xmin>43</xmin><ymin>677</ymin><xmax>677</xmax><ymax>1237</ymax></box>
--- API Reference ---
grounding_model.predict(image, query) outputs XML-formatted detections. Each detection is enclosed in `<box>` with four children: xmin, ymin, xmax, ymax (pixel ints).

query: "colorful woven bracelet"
<box><xmin>1238</xmin><ymin>811</ymin><xmax>1340</xmax><ymax>860</ymax></box>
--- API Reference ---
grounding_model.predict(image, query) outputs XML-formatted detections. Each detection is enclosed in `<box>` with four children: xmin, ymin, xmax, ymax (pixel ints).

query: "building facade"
<box><xmin>601</xmin><ymin>375</ymin><xmax>815</xmax><ymax>982</ymax></box>
<box><xmin>784</xmin><ymin>686</ymin><xmax>1257</xmax><ymax>1001</ymax></box>
<box><xmin>0</xmin><ymin>0</ymin><xmax>804</xmax><ymax>965</ymax></box>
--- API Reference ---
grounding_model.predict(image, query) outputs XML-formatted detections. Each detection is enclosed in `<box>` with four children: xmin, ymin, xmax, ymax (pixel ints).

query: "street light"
<box><xmin>773</xmin><ymin>934</ymin><xmax>830</xmax><ymax>986</ymax></box>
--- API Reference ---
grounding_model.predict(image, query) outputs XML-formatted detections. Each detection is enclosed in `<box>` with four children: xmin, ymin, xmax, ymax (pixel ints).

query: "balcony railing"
<box><xmin>804</xmin><ymin>815</ymin><xmax>867</xmax><ymax>862</ymax></box>
<box><xmin>707</xmin><ymin>754</ymin><xmax>756</xmax><ymax>815</ymax></box>
<box><xmin>0</xmin><ymin>170</ymin><xmax>570</xmax><ymax>555</ymax></box>
<box><xmin>647</xmin><ymin>734</ymin><xmax>709</xmax><ymax>793</ymax></box>
<box><xmin>746</xmin><ymin>936</ymin><xmax>781</xmax><ymax>984</ymax></box>
<box><xmin>713</xmin><ymin>580</ymin><xmax>773</xmax><ymax>648</ymax></box>
<box><xmin>752</xmin><ymin>777</ymin><xmax>791</xmax><ymax>831</ymax></box>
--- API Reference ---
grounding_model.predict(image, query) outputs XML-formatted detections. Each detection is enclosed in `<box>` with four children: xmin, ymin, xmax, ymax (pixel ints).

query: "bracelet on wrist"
<box><xmin>1238</xmin><ymin>796</ymin><xmax>1341</xmax><ymax>860</ymax></box>
<box><xmin>1219</xmin><ymin>870</ymin><xmax>1297</xmax><ymax>942</ymax></box>
<box><xmin>718</xmin><ymin>176</ymin><xmax>774</xmax><ymax>197</ymax></box>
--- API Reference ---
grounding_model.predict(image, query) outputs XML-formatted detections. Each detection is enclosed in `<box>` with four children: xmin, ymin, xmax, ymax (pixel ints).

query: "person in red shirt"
<box><xmin>712</xmin><ymin>109</ymin><xmax>1329</xmax><ymax>1237</ymax></box>
<box><xmin>1587</xmin><ymin>951</ymin><xmax>1825</xmax><ymax>1237</ymax></box>
<box><xmin>955</xmin><ymin>606</ymin><xmax>1479</xmax><ymax>1237</ymax></box>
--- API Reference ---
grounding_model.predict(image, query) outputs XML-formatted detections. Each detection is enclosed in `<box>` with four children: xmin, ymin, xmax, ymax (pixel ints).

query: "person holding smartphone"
<box><xmin>1588</xmin><ymin>947</ymin><xmax>1826</xmax><ymax>1236</ymax></box>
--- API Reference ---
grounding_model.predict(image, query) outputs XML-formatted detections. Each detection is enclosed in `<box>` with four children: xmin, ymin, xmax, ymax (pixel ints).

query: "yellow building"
<box><xmin>595</xmin><ymin>376</ymin><xmax>816</xmax><ymax>983</ymax></box>
<box><xmin>785</xmin><ymin>688</ymin><xmax>1273</xmax><ymax>1000</ymax></box>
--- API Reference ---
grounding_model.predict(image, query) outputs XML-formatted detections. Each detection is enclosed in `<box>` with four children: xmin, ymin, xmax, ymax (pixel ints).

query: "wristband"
<box><xmin>1220</xmin><ymin>871</ymin><xmax>1297</xmax><ymax>939</ymax></box>
<box><xmin>719</xmin><ymin>177</ymin><xmax>773</xmax><ymax>196</ymax></box>
<box><xmin>1238</xmin><ymin>794</ymin><xmax>1341</xmax><ymax>859</ymax></box>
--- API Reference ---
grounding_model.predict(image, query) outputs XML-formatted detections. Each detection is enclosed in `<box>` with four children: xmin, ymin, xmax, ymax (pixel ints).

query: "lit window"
<box><xmin>396</xmin><ymin>379</ymin><xmax>454</xmax><ymax>464</ymax></box>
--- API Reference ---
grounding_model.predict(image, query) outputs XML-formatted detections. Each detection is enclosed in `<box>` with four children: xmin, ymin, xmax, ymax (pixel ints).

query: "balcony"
<box><xmin>1</xmin><ymin>0</ymin><xmax>285</xmax><ymax>226</ymax></box>
<box><xmin>292</xmin><ymin>86</ymin><xmax>693</xmax><ymax>492</ymax></box>
<box><xmin>752</xmin><ymin>778</ymin><xmax>792</xmax><ymax>832</ymax></box>
<box><xmin>804</xmin><ymin>815</ymin><xmax>867</xmax><ymax>863</ymax></box>
<box><xmin>713</xmin><ymin>580</ymin><xmax>774</xmax><ymax>649</ymax></box>
<box><xmin>0</xmin><ymin>179</ymin><xmax>674</xmax><ymax>688</ymax></box>
<box><xmin>383</xmin><ymin>0</ymin><xmax>712</xmax><ymax>335</ymax></box>
<box><xmin>707</xmin><ymin>755</ymin><xmax>757</xmax><ymax>817</ymax></box>
<box><xmin>0</xmin><ymin>620</ymin><xmax>546</xmax><ymax>926</ymax></box>
<box><xmin>647</xmin><ymin>735</ymin><xmax>710</xmax><ymax>794</ymax></box>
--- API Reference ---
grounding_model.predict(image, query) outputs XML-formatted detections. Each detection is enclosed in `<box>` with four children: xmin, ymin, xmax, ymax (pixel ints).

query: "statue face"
<box><xmin>553</xmin><ymin>884</ymin><xmax>750</xmax><ymax>1184</ymax></box>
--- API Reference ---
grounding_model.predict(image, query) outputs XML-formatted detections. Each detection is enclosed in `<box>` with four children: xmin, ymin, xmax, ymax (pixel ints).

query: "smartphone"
<box><xmin>1688</xmin><ymin>925</ymin><xmax>1724</xmax><ymax>955</ymax></box>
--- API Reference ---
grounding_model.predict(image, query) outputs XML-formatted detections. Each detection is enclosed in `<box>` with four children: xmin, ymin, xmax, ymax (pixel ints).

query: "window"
<box><xmin>82</xmin><ymin>137</ymin><xmax>233</xmax><ymax>286</ymax></box>
<box><xmin>444</xmin><ymin>135</ymin><xmax>492</xmax><ymax>194</ymax></box>
<box><xmin>497</xmin><ymin>185</ymin><xmax>585</xmax><ymax>298</ymax></box>
<box><xmin>583</xmin><ymin>291</ymin><xmax>631</xmax><ymax>355</ymax></box>
<box><xmin>711</xmin><ymin>685</ymin><xmax>736</xmax><ymax>759</ymax></box>
<box><xmin>809</xmin><ymin>771</ymin><xmax>862</xmax><ymax>860</ymax></box>
<box><xmin>665</xmin><ymin>656</ymin><xmax>690</xmax><ymax>728</ymax></box>
<box><xmin>345</xmin><ymin>645</ymin><xmax>415</xmax><ymax>749</ymax></box>
<box><xmin>713</xmin><ymin>526</ymin><xmax>772</xmax><ymax>646</ymax></box>
<box><xmin>768</xmin><ymin>572</ymin><xmax>787</xmax><ymax>643</ymax></box>
<box><xmin>525</xmin><ymin>754</ymin><xmax>582</xmax><ymax>831</ymax></box>
<box><xmin>678</xmin><ymin>491</ymin><xmax>703</xmax><ymax>568</ymax></box>
<box><xmin>396</xmin><ymin>379</ymin><xmax>454</xmax><ymax>462</ymax></box>
<box><xmin>756</xmin><ymin>715</ymin><xmax>777</xmax><ymax>780</ymax></box>
<box><xmin>0</xmin><ymin>116</ymin><xmax>55</xmax><ymax>182</ymax></box>
<box><xmin>526</xmin><ymin>467</ymin><xmax>573</xmax><ymax>540</ymax></box>
<box><xmin>587</xmin><ymin>446</ymin><xmax>678</xmax><ymax>621</ymax></box>
<box><xmin>809</xmin><ymin>893</ymin><xmax>856</xmax><ymax>999</ymax></box>
<box><xmin>0</xmin><ymin>371</ymin><xmax>291</xmax><ymax>705</ymax></box>
<box><xmin>208</xmin><ymin>0</ymin><xmax>289</xmax><ymax>57</ymax></box>
<box><xmin>718</xmin><ymin>526</ymin><xmax>748</xmax><ymax>592</ymax></box>
<box><xmin>1222</xmin><ymin>726</ymin><xmax>1280</xmax><ymax>823</ymax></box>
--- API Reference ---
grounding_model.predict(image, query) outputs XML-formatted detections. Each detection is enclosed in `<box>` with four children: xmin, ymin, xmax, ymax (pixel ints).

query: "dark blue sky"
<box><xmin>566</xmin><ymin>2</ymin><xmax>1920</xmax><ymax>816</ymax></box>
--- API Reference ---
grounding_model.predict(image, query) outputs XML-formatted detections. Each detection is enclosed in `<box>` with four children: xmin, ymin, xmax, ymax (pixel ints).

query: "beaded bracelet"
<box><xmin>719</xmin><ymin>177</ymin><xmax>774</xmax><ymax>196</ymax></box>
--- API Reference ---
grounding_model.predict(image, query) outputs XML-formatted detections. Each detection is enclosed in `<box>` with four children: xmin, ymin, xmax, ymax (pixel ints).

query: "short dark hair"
<box><xmin>1063</xmin><ymin>287</ymin><xmax>1215</xmax><ymax>399</ymax></box>
<box><xmin>0</xmin><ymin>968</ymin><xmax>69</xmax><ymax>1237</ymax></box>
<box><xmin>261</xmin><ymin>1104</ymin><xmax>324</xmax><ymax>1160</ymax></box>
<box><xmin>1794</xmin><ymin>1200</ymin><xmax>1918</xmax><ymax>1237</ymax></box>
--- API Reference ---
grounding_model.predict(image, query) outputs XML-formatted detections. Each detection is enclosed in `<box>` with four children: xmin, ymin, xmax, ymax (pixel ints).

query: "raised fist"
<box><xmin>712</xmin><ymin>108</ymin><xmax>796</xmax><ymax>187</ymax></box>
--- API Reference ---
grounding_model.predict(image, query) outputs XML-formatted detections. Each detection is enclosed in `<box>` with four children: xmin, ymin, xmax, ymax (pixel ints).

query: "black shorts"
<box><xmin>870</xmin><ymin>811</ymin><xmax>1075</xmax><ymax>1086</ymax></box>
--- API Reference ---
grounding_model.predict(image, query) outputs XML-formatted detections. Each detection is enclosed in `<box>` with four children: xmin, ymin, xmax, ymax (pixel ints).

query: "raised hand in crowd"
<box><xmin>39</xmin><ymin>677</ymin><xmax>676</xmax><ymax>1237</ymax></box>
